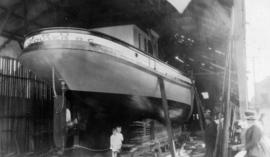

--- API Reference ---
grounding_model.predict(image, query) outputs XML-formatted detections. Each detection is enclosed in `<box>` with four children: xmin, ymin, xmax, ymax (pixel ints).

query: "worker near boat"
<box><xmin>204</xmin><ymin>109</ymin><xmax>217</xmax><ymax>157</ymax></box>
<box><xmin>231</xmin><ymin>110</ymin><xmax>270</xmax><ymax>157</ymax></box>
<box><xmin>110</xmin><ymin>126</ymin><xmax>124</xmax><ymax>157</ymax></box>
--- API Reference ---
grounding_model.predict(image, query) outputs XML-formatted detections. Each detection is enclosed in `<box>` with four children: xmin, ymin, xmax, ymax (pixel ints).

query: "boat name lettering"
<box><xmin>24</xmin><ymin>32</ymin><xmax>95</xmax><ymax>48</ymax></box>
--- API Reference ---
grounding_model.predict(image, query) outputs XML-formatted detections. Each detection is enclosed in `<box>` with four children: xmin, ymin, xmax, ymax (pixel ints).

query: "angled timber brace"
<box><xmin>158</xmin><ymin>76</ymin><xmax>176</xmax><ymax>157</ymax></box>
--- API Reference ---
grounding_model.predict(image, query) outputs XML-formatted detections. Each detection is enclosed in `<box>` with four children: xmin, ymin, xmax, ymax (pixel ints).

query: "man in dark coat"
<box><xmin>204</xmin><ymin>109</ymin><xmax>217</xmax><ymax>157</ymax></box>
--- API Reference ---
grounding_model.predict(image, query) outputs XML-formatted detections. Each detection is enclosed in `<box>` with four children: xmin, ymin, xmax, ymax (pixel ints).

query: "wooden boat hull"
<box><xmin>20</xmin><ymin>28</ymin><xmax>194</xmax><ymax>151</ymax></box>
<box><xmin>20</xmin><ymin>28</ymin><xmax>193</xmax><ymax>105</ymax></box>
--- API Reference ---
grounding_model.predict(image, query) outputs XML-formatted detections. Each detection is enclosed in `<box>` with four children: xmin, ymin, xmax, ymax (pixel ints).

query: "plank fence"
<box><xmin>0</xmin><ymin>56</ymin><xmax>53</xmax><ymax>156</ymax></box>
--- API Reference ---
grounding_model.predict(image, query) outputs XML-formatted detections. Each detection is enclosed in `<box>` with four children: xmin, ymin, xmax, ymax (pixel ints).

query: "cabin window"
<box><xmin>148</xmin><ymin>40</ymin><xmax>153</xmax><ymax>55</ymax></box>
<box><xmin>140</xmin><ymin>36</ymin><xmax>145</xmax><ymax>51</ymax></box>
<box><xmin>144</xmin><ymin>38</ymin><xmax>148</xmax><ymax>53</ymax></box>
<box><xmin>134</xmin><ymin>29</ymin><xmax>139</xmax><ymax>48</ymax></box>
<box><xmin>138</xmin><ymin>33</ymin><xmax>141</xmax><ymax>50</ymax></box>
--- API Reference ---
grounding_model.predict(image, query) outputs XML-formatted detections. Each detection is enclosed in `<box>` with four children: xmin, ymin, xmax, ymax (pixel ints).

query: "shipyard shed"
<box><xmin>0</xmin><ymin>0</ymin><xmax>246</xmax><ymax>157</ymax></box>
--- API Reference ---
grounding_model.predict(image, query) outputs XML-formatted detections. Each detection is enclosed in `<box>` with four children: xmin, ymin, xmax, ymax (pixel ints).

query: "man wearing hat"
<box><xmin>243</xmin><ymin>111</ymin><xmax>260</xmax><ymax>154</ymax></box>
<box><xmin>242</xmin><ymin>110</ymin><xmax>270</xmax><ymax>157</ymax></box>
<box><xmin>203</xmin><ymin>109</ymin><xmax>217</xmax><ymax>157</ymax></box>
<box><xmin>231</xmin><ymin>110</ymin><xmax>261</xmax><ymax>156</ymax></box>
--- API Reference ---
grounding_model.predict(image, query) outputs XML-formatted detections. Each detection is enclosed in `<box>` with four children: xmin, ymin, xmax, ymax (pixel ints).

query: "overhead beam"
<box><xmin>0</xmin><ymin>2</ymin><xmax>23</xmax><ymax>33</ymax></box>
<box><xmin>1</xmin><ymin>31</ymin><xmax>23</xmax><ymax>41</ymax></box>
<box><xmin>197</xmin><ymin>67</ymin><xmax>238</xmax><ymax>85</ymax></box>
<box><xmin>0</xmin><ymin>6</ymin><xmax>55</xmax><ymax>50</ymax></box>
<box><xmin>0</xmin><ymin>6</ymin><xmax>42</xmax><ymax>28</ymax></box>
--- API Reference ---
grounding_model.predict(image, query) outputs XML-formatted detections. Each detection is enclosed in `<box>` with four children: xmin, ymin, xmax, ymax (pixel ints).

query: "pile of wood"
<box><xmin>126</xmin><ymin>120</ymin><xmax>153</xmax><ymax>144</ymax></box>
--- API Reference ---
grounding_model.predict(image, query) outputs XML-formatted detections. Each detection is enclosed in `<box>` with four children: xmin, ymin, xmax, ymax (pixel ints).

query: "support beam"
<box><xmin>0</xmin><ymin>31</ymin><xmax>23</xmax><ymax>41</ymax></box>
<box><xmin>222</xmin><ymin>6</ymin><xmax>234</xmax><ymax>157</ymax></box>
<box><xmin>234</xmin><ymin>0</ymin><xmax>247</xmax><ymax>114</ymax></box>
<box><xmin>53</xmin><ymin>80</ymin><xmax>66</xmax><ymax>154</ymax></box>
<box><xmin>158</xmin><ymin>77</ymin><xmax>176</xmax><ymax>157</ymax></box>
<box><xmin>198</xmin><ymin>67</ymin><xmax>238</xmax><ymax>85</ymax></box>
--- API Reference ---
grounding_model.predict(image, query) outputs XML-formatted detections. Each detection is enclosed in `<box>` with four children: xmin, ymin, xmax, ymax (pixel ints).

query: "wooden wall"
<box><xmin>0</xmin><ymin>57</ymin><xmax>53</xmax><ymax>156</ymax></box>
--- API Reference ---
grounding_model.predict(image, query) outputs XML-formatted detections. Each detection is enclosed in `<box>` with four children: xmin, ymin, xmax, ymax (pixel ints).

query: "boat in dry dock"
<box><xmin>20</xmin><ymin>26</ymin><xmax>193</xmax><ymax>122</ymax></box>
<box><xmin>20</xmin><ymin>25</ymin><xmax>194</xmax><ymax>150</ymax></box>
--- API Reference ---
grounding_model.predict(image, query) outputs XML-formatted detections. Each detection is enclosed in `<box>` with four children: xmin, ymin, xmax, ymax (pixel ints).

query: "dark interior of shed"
<box><xmin>0</xmin><ymin>0</ymin><xmax>240</xmax><ymax>156</ymax></box>
<box><xmin>0</xmin><ymin>0</ymin><xmax>239</xmax><ymax>114</ymax></box>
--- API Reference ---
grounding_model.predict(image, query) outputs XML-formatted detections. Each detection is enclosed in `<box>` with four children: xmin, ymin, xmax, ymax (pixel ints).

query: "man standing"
<box><xmin>231</xmin><ymin>110</ymin><xmax>270</xmax><ymax>157</ymax></box>
<box><xmin>110</xmin><ymin>126</ymin><xmax>124</xmax><ymax>157</ymax></box>
<box><xmin>204</xmin><ymin>109</ymin><xmax>217</xmax><ymax>157</ymax></box>
<box><xmin>204</xmin><ymin>117</ymin><xmax>217</xmax><ymax>157</ymax></box>
<box><xmin>244</xmin><ymin>111</ymin><xmax>270</xmax><ymax>157</ymax></box>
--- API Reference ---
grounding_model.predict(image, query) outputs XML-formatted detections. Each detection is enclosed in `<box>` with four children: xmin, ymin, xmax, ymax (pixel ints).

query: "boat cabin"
<box><xmin>91</xmin><ymin>24</ymin><xmax>159</xmax><ymax>58</ymax></box>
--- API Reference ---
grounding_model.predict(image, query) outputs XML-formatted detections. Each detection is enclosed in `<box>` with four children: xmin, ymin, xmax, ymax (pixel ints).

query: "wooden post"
<box><xmin>222</xmin><ymin>8</ymin><xmax>234</xmax><ymax>157</ymax></box>
<box><xmin>158</xmin><ymin>77</ymin><xmax>176</xmax><ymax>157</ymax></box>
<box><xmin>53</xmin><ymin>81</ymin><xmax>66</xmax><ymax>154</ymax></box>
<box><xmin>221</xmin><ymin>43</ymin><xmax>232</xmax><ymax>157</ymax></box>
<box><xmin>235</xmin><ymin>0</ymin><xmax>248</xmax><ymax>114</ymax></box>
